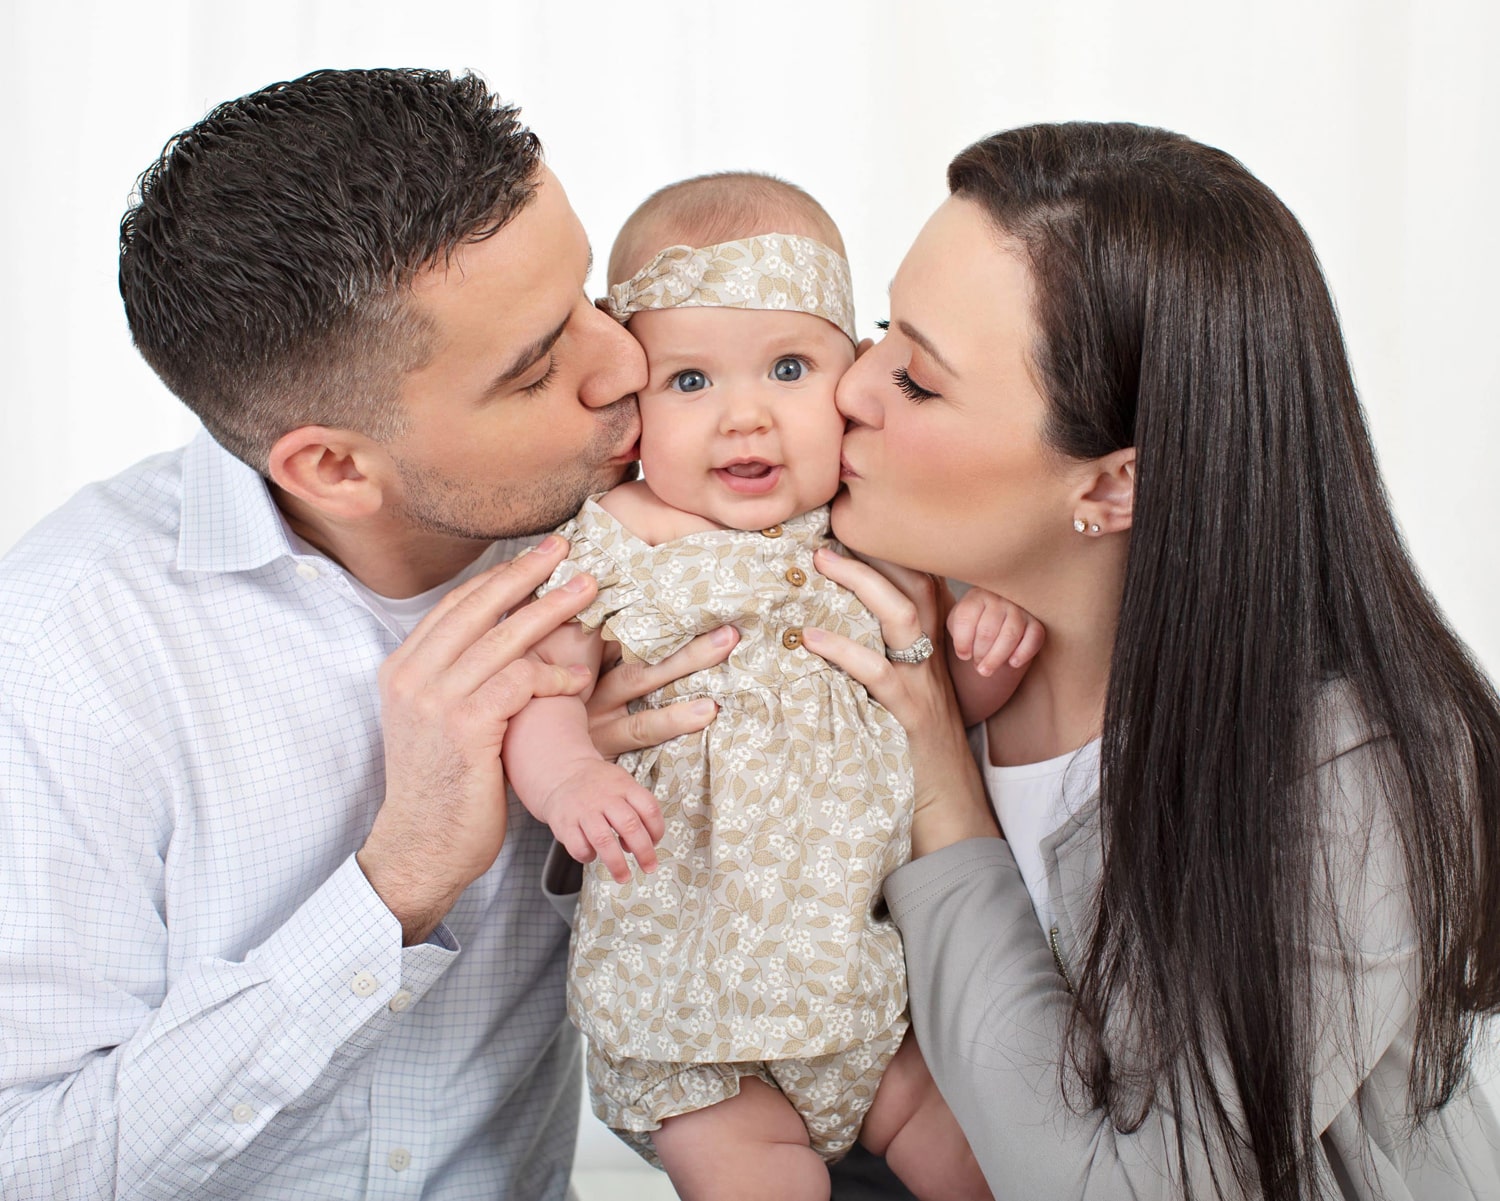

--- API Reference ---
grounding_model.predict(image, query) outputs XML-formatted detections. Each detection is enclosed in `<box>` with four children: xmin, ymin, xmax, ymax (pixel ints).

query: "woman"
<box><xmin>803</xmin><ymin>123</ymin><xmax>1500</xmax><ymax>1199</ymax></box>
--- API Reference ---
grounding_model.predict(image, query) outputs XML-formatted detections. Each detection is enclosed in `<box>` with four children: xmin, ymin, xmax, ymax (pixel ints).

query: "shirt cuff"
<box><xmin>246</xmin><ymin>853</ymin><xmax>457</xmax><ymax>1048</ymax></box>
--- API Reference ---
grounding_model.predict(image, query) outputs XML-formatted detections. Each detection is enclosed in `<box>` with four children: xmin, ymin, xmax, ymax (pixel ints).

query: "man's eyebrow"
<box><xmin>897</xmin><ymin>319</ymin><xmax>958</xmax><ymax>377</ymax></box>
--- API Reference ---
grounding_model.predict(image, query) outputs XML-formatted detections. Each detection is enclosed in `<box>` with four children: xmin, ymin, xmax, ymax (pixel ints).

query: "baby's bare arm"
<box><xmin>503</xmin><ymin>621</ymin><xmax>664</xmax><ymax>881</ymax></box>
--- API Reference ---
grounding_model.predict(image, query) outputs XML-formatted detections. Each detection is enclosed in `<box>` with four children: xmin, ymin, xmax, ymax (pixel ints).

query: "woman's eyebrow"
<box><xmin>897</xmin><ymin>319</ymin><xmax>958</xmax><ymax>377</ymax></box>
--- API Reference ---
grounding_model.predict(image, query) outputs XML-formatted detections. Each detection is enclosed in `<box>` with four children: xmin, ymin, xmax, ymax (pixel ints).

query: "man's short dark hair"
<box><xmin>119</xmin><ymin>68</ymin><xmax>543</xmax><ymax>472</ymax></box>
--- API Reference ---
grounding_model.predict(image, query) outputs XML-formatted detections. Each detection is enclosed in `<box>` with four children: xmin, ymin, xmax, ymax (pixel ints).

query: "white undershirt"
<box><xmin>978</xmin><ymin>723</ymin><xmax>1101</xmax><ymax>932</ymax></box>
<box><xmin>281</xmin><ymin>522</ymin><xmax>538</xmax><ymax>638</ymax></box>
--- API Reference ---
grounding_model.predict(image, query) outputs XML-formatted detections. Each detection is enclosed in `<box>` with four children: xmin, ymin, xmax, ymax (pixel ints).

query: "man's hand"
<box><xmin>357</xmin><ymin>536</ymin><xmax>596</xmax><ymax>945</ymax></box>
<box><xmin>533</xmin><ymin>758</ymin><xmax>665</xmax><ymax>883</ymax></box>
<box><xmin>584</xmin><ymin>626</ymin><xmax>738</xmax><ymax>759</ymax></box>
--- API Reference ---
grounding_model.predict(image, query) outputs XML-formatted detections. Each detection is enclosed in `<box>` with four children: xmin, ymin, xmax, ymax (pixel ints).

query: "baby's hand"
<box><xmin>538</xmin><ymin>760</ymin><xmax>665</xmax><ymax>884</ymax></box>
<box><xmin>946</xmin><ymin>589</ymin><xmax>1045</xmax><ymax>678</ymax></box>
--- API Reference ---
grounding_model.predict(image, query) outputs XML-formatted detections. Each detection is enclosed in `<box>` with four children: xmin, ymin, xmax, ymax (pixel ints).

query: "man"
<box><xmin>0</xmin><ymin>68</ymin><xmax>733</xmax><ymax>1199</ymax></box>
<box><xmin>0</xmin><ymin>67</ymin><xmax>915</xmax><ymax>1199</ymax></box>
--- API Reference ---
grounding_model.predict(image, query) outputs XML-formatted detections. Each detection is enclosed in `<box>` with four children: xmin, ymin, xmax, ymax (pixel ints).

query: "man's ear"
<box><xmin>267</xmin><ymin>426</ymin><xmax>391</xmax><ymax>521</ymax></box>
<box><xmin>1072</xmin><ymin>447</ymin><xmax>1136</xmax><ymax>536</ymax></box>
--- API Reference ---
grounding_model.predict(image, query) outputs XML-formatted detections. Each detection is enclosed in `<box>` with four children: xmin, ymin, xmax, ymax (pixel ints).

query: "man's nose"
<box><xmin>578</xmin><ymin>299</ymin><xmax>647</xmax><ymax>408</ymax></box>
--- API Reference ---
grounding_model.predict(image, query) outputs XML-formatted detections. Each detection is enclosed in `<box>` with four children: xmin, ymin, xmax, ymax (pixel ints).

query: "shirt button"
<box><xmin>784</xmin><ymin>566</ymin><xmax>807</xmax><ymax>587</ymax></box>
<box><xmin>350</xmin><ymin>971</ymin><xmax>379</xmax><ymax>997</ymax></box>
<box><xmin>388</xmin><ymin>1147</ymin><xmax>412</xmax><ymax>1172</ymax></box>
<box><xmin>781</xmin><ymin>628</ymin><xmax>803</xmax><ymax>650</ymax></box>
<box><xmin>388</xmin><ymin>989</ymin><xmax>413</xmax><ymax>1013</ymax></box>
<box><xmin>295</xmin><ymin>562</ymin><xmax>320</xmax><ymax>581</ymax></box>
<box><xmin>231</xmin><ymin>1102</ymin><xmax>255</xmax><ymax>1124</ymax></box>
<box><xmin>760</xmin><ymin>524</ymin><xmax>784</xmax><ymax>538</ymax></box>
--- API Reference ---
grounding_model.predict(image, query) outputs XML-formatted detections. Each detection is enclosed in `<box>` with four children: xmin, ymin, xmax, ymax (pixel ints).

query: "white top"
<box><xmin>0</xmin><ymin>431</ymin><xmax>576</xmax><ymax>1200</ymax></box>
<box><xmin>977</xmin><ymin>723</ymin><xmax>1101</xmax><ymax>932</ymax></box>
<box><xmin>283</xmin><ymin>522</ymin><xmax>518</xmax><ymax>638</ymax></box>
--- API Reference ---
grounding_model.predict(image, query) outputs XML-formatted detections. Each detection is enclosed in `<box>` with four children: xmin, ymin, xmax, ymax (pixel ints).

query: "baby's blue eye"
<box><xmin>671</xmin><ymin>369</ymin><xmax>709</xmax><ymax>393</ymax></box>
<box><xmin>772</xmin><ymin>357</ymin><xmax>804</xmax><ymax>382</ymax></box>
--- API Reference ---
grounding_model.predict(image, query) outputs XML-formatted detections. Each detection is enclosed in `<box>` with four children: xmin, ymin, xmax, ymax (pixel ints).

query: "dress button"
<box><xmin>781</xmin><ymin>628</ymin><xmax>803</xmax><ymax>650</ymax></box>
<box><xmin>231</xmin><ymin>1102</ymin><xmax>255</xmax><ymax>1124</ymax></box>
<box><xmin>350</xmin><ymin>971</ymin><xmax>379</xmax><ymax>998</ymax></box>
<box><xmin>784</xmin><ymin>566</ymin><xmax>807</xmax><ymax>587</ymax></box>
<box><xmin>760</xmin><ymin>524</ymin><xmax>784</xmax><ymax>538</ymax></box>
<box><xmin>388</xmin><ymin>989</ymin><xmax>413</xmax><ymax>1013</ymax></box>
<box><xmin>295</xmin><ymin>562</ymin><xmax>320</xmax><ymax>581</ymax></box>
<box><xmin>388</xmin><ymin>1147</ymin><xmax>412</xmax><ymax>1172</ymax></box>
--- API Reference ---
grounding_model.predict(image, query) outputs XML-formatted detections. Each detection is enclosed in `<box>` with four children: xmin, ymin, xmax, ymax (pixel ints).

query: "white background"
<box><xmin>3</xmin><ymin>0</ymin><xmax>1496</xmax><ymax>1190</ymax></box>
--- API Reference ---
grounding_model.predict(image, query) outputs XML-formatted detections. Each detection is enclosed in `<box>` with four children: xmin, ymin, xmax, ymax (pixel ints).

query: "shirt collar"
<box><xmin>176</xmin><ymin>428</ymin><xmax>296</xmax><ymax>574</ymax></box>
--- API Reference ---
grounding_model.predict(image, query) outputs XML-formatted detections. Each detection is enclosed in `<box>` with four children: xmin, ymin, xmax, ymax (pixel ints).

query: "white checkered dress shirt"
<box><xmin>0</xmin><ymin>431</ymin><xmax>579</xmax><ymax>1199</ymax></box>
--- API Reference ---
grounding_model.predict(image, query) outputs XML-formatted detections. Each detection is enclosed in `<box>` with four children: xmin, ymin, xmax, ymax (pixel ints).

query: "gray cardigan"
<box><xmin>883</xmin><ymin>694</ymin><xmax>1500</xmax><ymax>1199</ymax></box>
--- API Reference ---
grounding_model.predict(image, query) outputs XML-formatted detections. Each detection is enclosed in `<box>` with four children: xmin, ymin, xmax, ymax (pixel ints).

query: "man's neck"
<box><xmin>272</xmin><ymin>485</ymin><xmax>492</xmax><ymax>598</ymax></box>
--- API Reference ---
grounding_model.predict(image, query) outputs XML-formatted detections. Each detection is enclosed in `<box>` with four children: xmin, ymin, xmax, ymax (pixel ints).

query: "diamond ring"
<box><xmin>885</xmin><ymin>633</ymin><xmax>935</xmax><ymax>664</ymax></box>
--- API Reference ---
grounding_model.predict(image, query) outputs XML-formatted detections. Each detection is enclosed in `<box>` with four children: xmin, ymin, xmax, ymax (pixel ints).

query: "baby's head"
<box><xmin>605</xmin><ymin>172</ymin><xmax>855</xmax><ymax>532</ymax></box>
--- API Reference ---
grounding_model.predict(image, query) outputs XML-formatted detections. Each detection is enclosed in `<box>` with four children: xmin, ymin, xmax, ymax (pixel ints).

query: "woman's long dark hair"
<box><xmin>949</xmin><ymin>123</ymin><xmax>1500</xmax><ymax>1200</ymax></box>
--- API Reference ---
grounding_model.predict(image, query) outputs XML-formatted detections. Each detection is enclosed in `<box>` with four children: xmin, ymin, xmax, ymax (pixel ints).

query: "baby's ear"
<box><xmin>854</xmin><ymin>337</ymin><xmax>874</xmax><ymax>359</ymax></box>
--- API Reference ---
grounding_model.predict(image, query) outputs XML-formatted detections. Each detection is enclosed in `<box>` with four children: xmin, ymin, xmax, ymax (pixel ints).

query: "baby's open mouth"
<box><xmin>722</xmin><ymin>460</ymin><xmax>775</xmax><ymax>479</ymax></box>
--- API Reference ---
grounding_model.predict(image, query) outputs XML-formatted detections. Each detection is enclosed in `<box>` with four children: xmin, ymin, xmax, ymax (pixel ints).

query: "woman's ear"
<box><xmin>1072</xmin><ymin>447</ymin><xmax>1136</xmax><ymax>536</ymax></box>
<box><xmin>266</xmin><ymin>426</ymin><xmax>391</xmax><ymax>521</ymax></box>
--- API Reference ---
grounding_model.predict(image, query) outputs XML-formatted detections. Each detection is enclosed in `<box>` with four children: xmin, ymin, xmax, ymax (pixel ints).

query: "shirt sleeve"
<box><xmin>0</xmin><ymin>642</ymin><xmax>458</xmax><ymax>1199</ymax></box>
<box><xmin>884</xmin><ymin>735</ymin><xmax>1420</xmax><ymax>1198</ymax></box>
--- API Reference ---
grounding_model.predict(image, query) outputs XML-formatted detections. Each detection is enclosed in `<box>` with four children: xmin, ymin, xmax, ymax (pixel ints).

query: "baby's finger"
<box><xmin>977</xmin><ymin>616</ymin><xmax>1026</xmax><ymax>677</ymax></box>
<box><xmin>630</xmin><ymin>784</ymin><xmax>666</xmax><ymax>845</ymax></box>
<box><xmin>1009</xmin><ymin>618</ymin><xmax>1047</xmax><ymax>668</ymax></box>
<box><xmin>605</xmin><ymin>797</ymin><xmax>660</xmax><ymax>875</ymax></box>
<box><xmin>560</xmin><ymin>825</ymin><xmax>598</xmax><ymax>870</ymax></box>
<box><xmin>946</xmin><ymin>603</ymin><xmax>979</xmax><ymax>660</ymax></box>
<box><xmin>583</xmin><ymin>813</ymin><xmax>631</xmax><ymax>884</ymax></box>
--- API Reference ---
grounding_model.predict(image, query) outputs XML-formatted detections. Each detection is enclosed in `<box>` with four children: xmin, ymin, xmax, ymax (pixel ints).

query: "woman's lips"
<box><xmin>715</xmin><ymin>461</ymin><xmax>783</xmax><ymax>494</ymax></box>
<box><xmin>839</xmin><ymin>454</ymin><xmax>860</xmax><ymax>479</ymax></box>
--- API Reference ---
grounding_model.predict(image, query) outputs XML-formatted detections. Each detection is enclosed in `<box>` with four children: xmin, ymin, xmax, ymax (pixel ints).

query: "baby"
<box><xmin>504</xmin><ymin>173</ymin><xmax>1035</xmax><ymax>1199</ymax></box>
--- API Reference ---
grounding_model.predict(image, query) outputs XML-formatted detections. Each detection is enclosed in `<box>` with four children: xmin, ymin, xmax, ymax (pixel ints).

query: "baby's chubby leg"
<box><xmin>651</xmin><ymin>1076</ymin><xmax>830</xmax><ymax>1201</ymax></box>
<box><xmin>859</xmin><ymin>1034</ymin><xmax>991</xmax><ymax>1201</ymax></box>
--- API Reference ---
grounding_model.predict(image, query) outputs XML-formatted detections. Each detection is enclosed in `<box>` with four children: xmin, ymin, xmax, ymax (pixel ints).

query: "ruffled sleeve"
<box><xmin>534</xmin><ymin>498</ymin><xmax>702</xmax><ymax>663</ymax></box>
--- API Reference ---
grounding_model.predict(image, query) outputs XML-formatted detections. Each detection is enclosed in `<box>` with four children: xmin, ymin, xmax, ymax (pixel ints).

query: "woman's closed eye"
<box><xmin>892</xmin><ymin>366</ymin><xmax>940</xmax><ymax>402</ymax></box>
<box><xmin>670</xmin><ymin>369</ymin><xmax>710</xmax><ymax>394</ymax></box>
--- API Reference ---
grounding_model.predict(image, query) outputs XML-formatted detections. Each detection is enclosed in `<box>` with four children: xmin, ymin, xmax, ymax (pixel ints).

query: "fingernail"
<box><xmin>563</xmin><ymin>574</ymin><xmax>592</xmax><ymax>592</ymax></box>
<box><xmin>711</xmin><ymin>626</ymin><xmax>738</xmax><ymax>646</ymax></box>
<box><xmin>569</xmin><ymin>663</ymin><xmax>593</xmax><ymax>679</ymax></box>
<box><xmin>815</xmin><ymin>547</ymin><xmax>840</xmax><ymax>561</ymax></box>
<box><xmin>689</xmin><ymin>699</ymin><xmax>717</xmax><ymax>718</ymax></box>
<box><xmin>801</xmin><ymin>628</ymin><xmax>824</xmax><ymax>647</ymax></box>
<box><xmin>537</xmin><ymin>535</ymin><xmax>564</xmax><ymax>554</ymax></box>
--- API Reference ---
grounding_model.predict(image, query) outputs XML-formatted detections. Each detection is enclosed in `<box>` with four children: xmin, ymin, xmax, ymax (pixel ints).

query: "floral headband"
<box><xmin>603</xmin><ymin>232</ymin><xmax>855</xmax><ymax>343</ymax></box>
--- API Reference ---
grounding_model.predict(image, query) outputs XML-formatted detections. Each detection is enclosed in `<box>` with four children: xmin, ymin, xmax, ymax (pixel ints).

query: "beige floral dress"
<box><xmin>538</xmin><ymin>497</ymin><xmax>913</xmax><ymax>1159</ymax></box>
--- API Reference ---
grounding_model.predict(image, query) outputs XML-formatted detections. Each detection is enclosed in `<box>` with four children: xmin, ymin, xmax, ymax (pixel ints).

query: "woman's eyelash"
<box><xmin>875</xmin><ymin>319</ymin><xmax>890</xmax><ymax>331</ymax></box>
<box><xmin>523</xmin><ymin>356</ymin><xmax>558</xmax><ymax>395</ymax></box>
<box><xmin>892</xmin><ymin>366</ymin><xmax>940</xmax><ymax>402</ymax></box>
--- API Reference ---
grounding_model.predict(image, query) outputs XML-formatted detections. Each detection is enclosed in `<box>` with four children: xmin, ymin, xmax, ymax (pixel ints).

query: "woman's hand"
<box><xmin>803</xmin><ymin>547</ymin><xmax>1000</xmax><ymax>857</ymax></box>
<box><xmin>584</xmin><ymin>626</ymin><xmax>739</xmax><ymax>759</ymax></box>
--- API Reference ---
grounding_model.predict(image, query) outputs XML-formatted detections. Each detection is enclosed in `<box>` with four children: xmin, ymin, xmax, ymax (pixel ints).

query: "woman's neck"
<box><xmin>982</xmin><ymin>558</ymin><xmax>1122</xmax><ymax>767</ymax></box>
